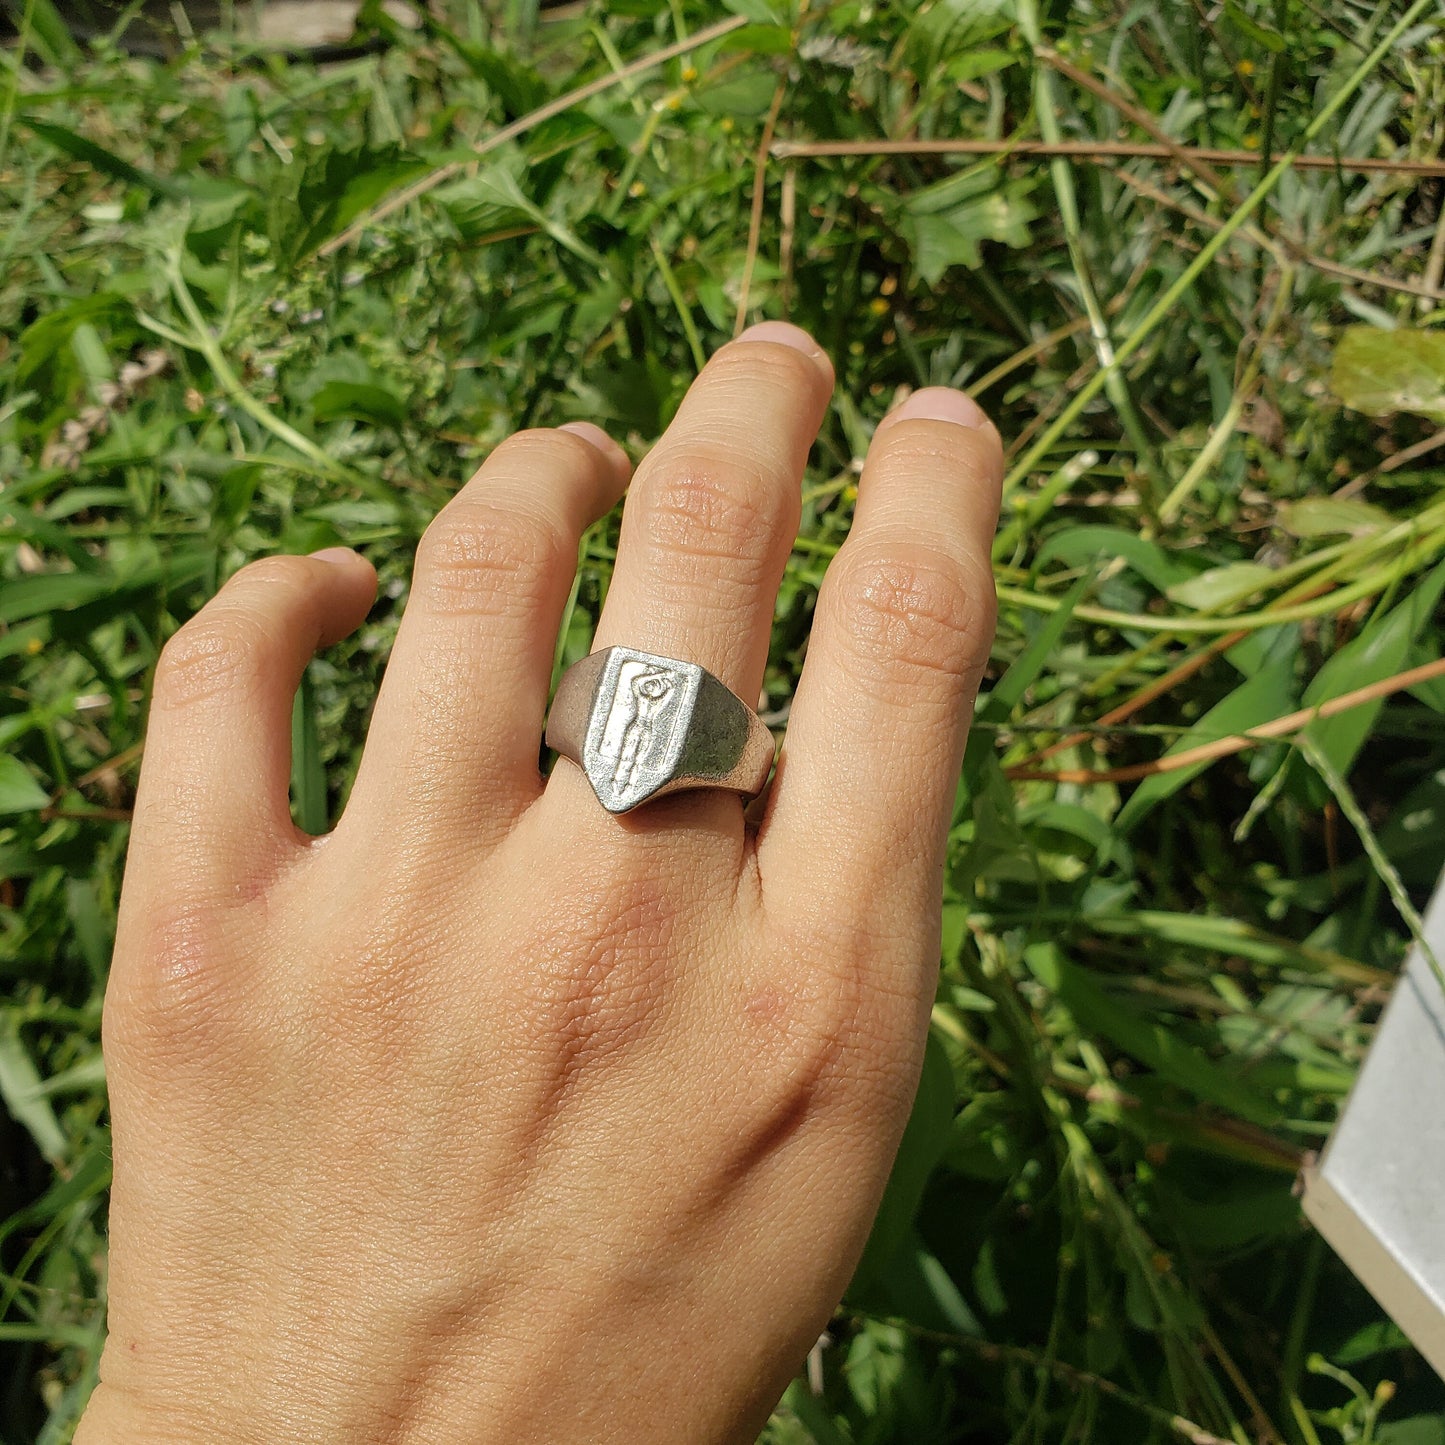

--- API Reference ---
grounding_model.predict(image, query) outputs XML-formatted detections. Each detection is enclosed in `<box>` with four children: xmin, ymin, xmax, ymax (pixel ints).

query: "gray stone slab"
<box><xmin>1302</xmin><ymin>881</ymin><xmax>1445</xmax><ymax>1380</ymax></box>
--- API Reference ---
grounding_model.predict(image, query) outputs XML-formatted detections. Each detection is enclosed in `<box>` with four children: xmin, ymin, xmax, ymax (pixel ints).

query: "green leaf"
<box><xmin>437</xmin><ymin>165</ymin><xmax>537</xmax><ymax>241</ymax></box>
<box><xmin>1377</xmin><ymin>1419</ymin><xmax>1445</xmax><ymax>1445</ymax></box>
<box><xmin>721</xmin><ymin>0</ymin><xmax>787</xmax><ymax>22</ymax></box>
<box><xmin>0</xmin><ymin>551</ymin><xmax>212</xmax><ymax>625</ymax></box>
<box><xmin>851</xmin><ymin>1031</ymin><xmax>956</xmax><ymax>1292</ymax></box>
<box><xmin>0</xmin><ymin>1015</ymin><xmax>67</xmax><ymax>1165</ymax></box>
<box><xmin>1116</xmin><ymin>655</ymin><xmax>1297</xmax><ymax>832</ymax></box>
<box><xmin>0</xmin><ymin>756</ymin><xmax>50</xmax><ymax>815</ymax></box>
<box><xmin>291</xmin><ymin>672</ymin><xmax>327</xmax><ymax>835</ymax></box>
<box><xmin>312</xmin><ymin>381</ymin><xmax>408</xmax><ymax>428</ymax></box>
<box><xmin>1300</xmin><ymin>557</ymin><xmax>1445</xmax><ymax>780</ymax></box>
<box><xmin>1331</xmin><ymin>325</ymin><xmax>1445</xmax><ymax>422</ymax></box>
<box><xmin>1036</xmin><ymin>526</ymin><xmax>1195</xmax><ymax>593</ymax></box>
<box><xmin>290</xmin><ymin>146</ymin><xmax>432</xmax><ymax>260</ymax></box>
<box><xmin>976</xmin><ymin>567</ymin><xmax>1095</xmax><ymax>724</ymax></box>
<box><xmin>1025</xmin><ymin>946</ymin><xmax>1278</xmax><ymax>1125</ymax></box>
<box><xmin>694</xmin><ymin>70</ymin><xmax>781</xmax><ymax>118</ymax></box>
<box><xmin>14</xmin><ymin>293</ymin><xmax>129</xmax><ymax>386</ymax></box>
<box><xmin>1156</xmin><ymin>1179</ymin><xmax>1298</xmax><ymax>1251</ymax></box>
<box><xmin>8</xmin><ymin>0</ymin><xmax>79</xmax><ymax>65</ymax></box>
<box><xmin>1276</xmin><ymin>496</ymin><xmax>1391</xmax><ymax>538</ymax></box>
<box><xmin>20</xmin><ymin>116</ymin><xmax>186</xmax><ymax>199</ymax></box>
<box><xmin>898</xmin><ymin>169</ymin><xmax>1038</xmax><ymax>285</ymax></box>
<box><xmin>1166</xmin><ymin>561</ymin><xmax>1275</xmax><ymax>611</ymax></box>
<box><xmin>1224</xmin><ymin>0</ymin><xmax>1287</xmax><ymax>52</ymax></box>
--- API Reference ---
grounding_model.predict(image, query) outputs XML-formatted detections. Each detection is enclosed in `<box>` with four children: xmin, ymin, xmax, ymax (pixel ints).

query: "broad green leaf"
<box><xmin>1025</xmin><ymin>946</ymin><xmax>1278</xmax><ymax>1125</ymax></box>
<box><xmin>0</xmin><ymin>1144</ymin><xmax>109</xmax><ymax>1241</ymax></box>
<box><xmin>312</xmin><ymin>381</ymin><xmax>408</xmax><ymax>428</ymax></box>
<box><xmin>436</xmin><ymin>166</ymin><xmax>536</xmax><ymax>240</ymax></box>
<box><xmin>909</xmin><ymin>0</ymin><xmax>1014</xmax><ymax>59</ymax></box>
<box><xmin>0</xmin><ymin>757</ymin><xmax>50</xmax><ymax>814</ymax></box>
<box><xmin>720</xmin><ymin>23</ymin><xmax>800</xmax><ymax>56</ymax></box>
<box><xmin>1375</xmin><ymin>1417</ymin><xmax>1445</xmax><ymax>1445</ymax></box>
<box><xmin>1224</xmin><ymin>0</ymin><xmax>1287</xmax><ymax>51</ymax></box>
<box><xmin>1276</xmin><ymin>496</ymin><xmax>1391</xmax><ymax>538</ymax></box>
<box><xmin>291</xmin><ymin>673</ymin><xmax>327</xmax><ymax>836</ymax></box>
<box><xmin>448</xmin><ymin>42</ymin><xmax>549</xmax><ymax>115</ymax></box>
<box><xmin>852</xmin><ymin>1031</ymin><xmax>956</xmax><ymax>1293</ymax></box>
<box><xmin>721</xmin><ymin>0</ymin><xmax>787</xmax><ymax>22</ymax></box>
<box><xmin>879</xmin><ymin>1235</ymin><xmax>982</xmax><ymax>1338</ymax></box>
<box><xmin>695</xmin><ymin>70</ymin><xmax>781</xmax><ymax>118</ymax></box>
<box><xmin>20</xmin><ymin>116</ymin><xmax>186</xmax><ymax>199</ymax></box>
<box><xmin>1331</xmin><ymin>325</ymin><xmax>1445</xmax><ymax>422</ymax></box>
<box><xmin>975</xmin><ymin>566</ymin><xmax>1095</xmax><ymax>724</ymax></box>
<box><xmin>1116</xmin><ymin>655</ymin><xmax>1296</xmax><ymax>832</ymax></box>
<box><xmin>1301</xmin><ymin>556</ymin><xmax>1445</xmax><ymax>779</ymax></box>
<box><xmin>0</xmin><ymin>551</ymin><xmax>212</xmax><ymax>625</ymax></box>
<box><xmin>65</xmin><ymin>878</ymin><xmax>113</xmax><ymax>988</ymax></box>
<box><xmin>1155</xmin><ymin>1180</ymin><xmax>1297</xmax><ymax>1252</ymax></box>
<box><xmin>14</xmin><ymin>293</ymin><xmax>129</xmax><ymax>386</ymax></box>
<box><xmin>943</xmin><ymin>47</ymin><xmax>1017</xmax><ymax>83</ymax></box>
<box><xmin>290</xmin><ymin>146</ymin><xmax>432</xmax><ymax>260</ymax></box>
<box><xmin>0</xmin><ymin>1016</ymin><xmax>67</xmax><ymax>1165</ymax></box>
<box><xmin>1036</xmin><ymin>526</ymin><xmax>1194</xmax><ymax>593</ymax></box>
<box><xmin>898</xmin><ymin>169</ymin><xmax>1038</xmax><ymax>285</ymax></box>
<box><xmin>1166</xmin><ymin>561</ymin><xmax>1275</xmax><ymax>611</ymax></box>
<box><xmin>1332</xmin><ymin>1319</ymin><xmax>1411</xmax><ymax>1365</ymax></box>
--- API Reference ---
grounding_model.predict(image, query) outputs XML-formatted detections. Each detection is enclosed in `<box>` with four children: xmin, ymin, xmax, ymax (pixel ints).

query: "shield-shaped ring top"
<box><xmin>546</xmin><ymin>646</ymin><xmax>775</xmax><ymax>815</ymax></box>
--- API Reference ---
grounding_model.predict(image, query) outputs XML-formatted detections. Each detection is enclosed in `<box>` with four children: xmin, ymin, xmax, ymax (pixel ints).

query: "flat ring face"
<box><xmin>546</xmin><ymin>646</ymin><xmax>775</xmax><ymax>814</ymax></box>
<box><xmin>582</xmin><ymin>649</ymin><xmax>705</xmax><ymax>814</ymax></box>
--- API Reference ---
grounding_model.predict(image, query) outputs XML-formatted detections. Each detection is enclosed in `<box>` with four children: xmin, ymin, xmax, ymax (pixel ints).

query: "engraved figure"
<box><xmin>614</xmin><ymin>666</ymin><xmax>676</xmax><ymax>790</ymax></box>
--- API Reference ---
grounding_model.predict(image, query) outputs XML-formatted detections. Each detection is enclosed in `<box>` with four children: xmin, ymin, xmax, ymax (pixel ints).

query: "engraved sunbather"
<box><xmin>614</xmin><ymin>666</ymin><xmax>676</xmax><ymax>791</ymax></box>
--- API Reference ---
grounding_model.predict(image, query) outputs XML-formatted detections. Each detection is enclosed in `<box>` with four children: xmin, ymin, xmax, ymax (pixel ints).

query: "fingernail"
<box><xmin>880</xmin><ymin>387</ymin><xmax>990</xmax><ymax>430</ymax></box>
<box><xmin>734</xmin><ymin>321</ymin><xmax>833</xmax><ymax>377</ymax></box>
<box><xmin>559</xmin><ymin>421</ymin><xmax>630</xmax><ymax>475</ymax></box>
<box><xmin>308</xmin><ymin>546</ymin><xmax>358</xmax><ymax>564</ymax></box>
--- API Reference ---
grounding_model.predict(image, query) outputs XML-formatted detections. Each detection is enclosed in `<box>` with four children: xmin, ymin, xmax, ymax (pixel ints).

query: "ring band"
<box><xmin>545</xmin><ymin>646</ymin><xmax>775</xmax><ymax>814</ymax></box>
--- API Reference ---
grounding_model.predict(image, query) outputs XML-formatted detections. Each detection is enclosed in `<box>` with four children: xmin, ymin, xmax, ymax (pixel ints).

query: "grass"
<box><xmin>4</xmin><ymin>0</ymin><xmax>1445</xmax><ymax>1439</ymax></box>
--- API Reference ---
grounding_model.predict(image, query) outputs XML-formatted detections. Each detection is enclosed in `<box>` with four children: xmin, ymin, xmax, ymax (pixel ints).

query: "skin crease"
<box><xmin>75</xmin><ymin>323</ymin><xmax>1003</xmax><ymax>1445</ymax></box>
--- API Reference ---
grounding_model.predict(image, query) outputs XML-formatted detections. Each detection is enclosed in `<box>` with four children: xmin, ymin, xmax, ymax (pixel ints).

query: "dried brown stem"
<box><xmin>771</xmin><ymin>136</ymin><xmax>1445</xmax><ymax>175</ymax></box>
<box><xmin>1036</xmin><ymin>47</ymin><xmax>1231</xmax><ymax>196</ymax></box>
<box><xmin>734</xmin><ymin>78</ymin><xmax>788</xmax><ymax>335</ymax></box>
<box><xmin>1005</xmin><ymin>656</ymin><xmax>1445</xmax><ymax>785</ymax></box>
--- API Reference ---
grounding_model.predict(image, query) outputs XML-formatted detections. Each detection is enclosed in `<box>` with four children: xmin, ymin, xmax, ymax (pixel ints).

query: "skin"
<box><xmin>75</xmin><ymin>322</ymin><xmax>1003</xmax><ymax>1444</ymax></box>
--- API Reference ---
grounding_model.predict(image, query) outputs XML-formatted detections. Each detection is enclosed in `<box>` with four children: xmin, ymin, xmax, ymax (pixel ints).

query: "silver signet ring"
<box><xmin>545</xmin><ymin>647</ymin><xmax>776</xmax><ymax>814</ymax></box>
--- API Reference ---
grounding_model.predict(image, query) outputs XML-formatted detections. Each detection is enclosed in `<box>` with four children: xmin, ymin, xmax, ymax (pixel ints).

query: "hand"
<box><xmin>77</xmin><ymin>322</ymin><xmax>1002</xmax><ymax>1444</ymax></box>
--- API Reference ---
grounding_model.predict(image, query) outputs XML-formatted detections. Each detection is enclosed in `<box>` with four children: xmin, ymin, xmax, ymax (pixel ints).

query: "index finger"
<box><xmin>755</xmin><ymin>388</ymin><xmax>1003</xmax><ymax>922</ymax></box>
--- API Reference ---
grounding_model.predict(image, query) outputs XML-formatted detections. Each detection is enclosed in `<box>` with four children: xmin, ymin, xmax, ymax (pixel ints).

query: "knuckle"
<box><xmin>637</xmin><ymin>443</ymin><xmax>796</xmax><ymax>570</ymax></box>
<box><xmin>105</xmin><ymin>904</ymin><xmax>250</xmax><ymax>1068</ymax></box>
<box><xmin>152</xmin><ymin>612</ymin><xmax>268</xmax><ymax>711</ymax></box>
<box><xmin>413</xmin><ymin>502</ymin><xmax>565</xmax><ymax>618</ymax></box>
<box><xmin>832</xmin><ymin>545</ymin><xmax>995</xmax><ymax>689</ymax></box>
